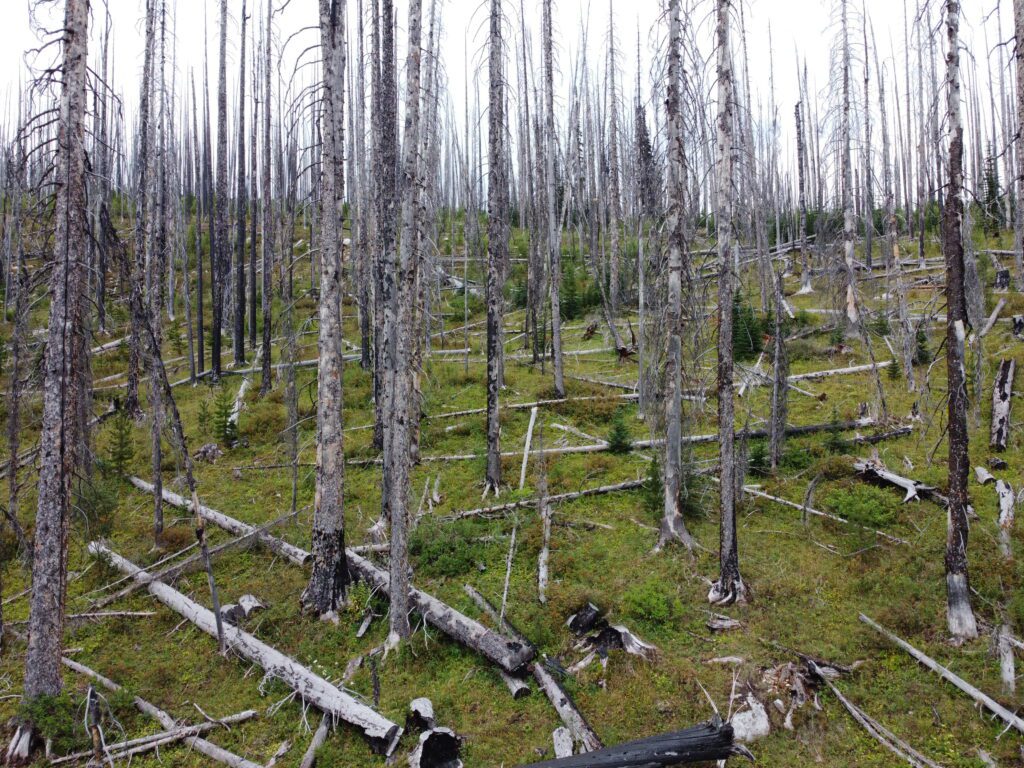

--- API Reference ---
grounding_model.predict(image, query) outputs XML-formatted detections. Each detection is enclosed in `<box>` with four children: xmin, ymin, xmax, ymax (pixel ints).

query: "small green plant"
<box><xmin>606</xmin><ymin>408</ymin><xmax>632</xmax><ymax>454</ymax></box>
<box><xmin>733</xmin><ymin>296</ymin><xmax>765</xmax><ymax>360</ymax></box>
<box><xmin>748</xmin><ymin>440</ymin><xmax>769</xmax><ymax>475</ymax></box>
<box><xmin>887</xmin><ymin>357</ymin><xmax>901</xmax><ymax>381</ymax></box>
<box><xmin>641</xmin><ymin>457</ymin><xmax>663</xmax><ymax>524</ymax></box>
<box><xmin>212</xmin><ymin>385</ymin><xmax>238</xmax><ymax>447</ymax></box>
<box><xmin>824</xmin><ymin>408</ymin><xmax>846</xmax><ymax>454</ymax></box>
<box><xmin>104</xmin><ymin>412</ymin><xmax>135</xmax><ymax>476</ymax></box>
<box><xmin>824</xmin><ymin>484</ymin><xmax>899</xmax><ymax>532</ymax></box>
<box><xmin>869</xmin><ymin>313</ymin><xmax>890</xmax><ymax>336</ymax></box>
<box><xmin>409</xmin><ymin>518</ymin><xmax>485</xmax><ymax>578</ymax></box>
<box><xmin>75</xmin><ymin>478</ymin><xmax>118</xmax><ymax>537</ymax></box>
<box><xmin>19</xmin><ymin>692</ymin><xmax>87</xmax><ymax>756</ymax></box>
<box><xmin>197</xmin><ymin>398</ymin><xmax>212</xmax><ymax>438</ymax></box>
<box><xmin>914</xmin><ymin>327</ymin><xmax>931</xmax><ymax>365</ymax></box>
<box><xmin>829</xmin><ymin>323</ymin><xmax>846</xmax><ymax>347</ymax></box>
<box><xmin>168</xmin><ymin>314</ymin><xmax>186</xmax><ymax>357</ymax></box>
<box><xmin>622</xmin><ymin>578</ymin><xmax>679</xmax><ymax>627</ymax></box>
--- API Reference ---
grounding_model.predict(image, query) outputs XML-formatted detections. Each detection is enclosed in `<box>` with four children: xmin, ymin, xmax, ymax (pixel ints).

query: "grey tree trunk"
<box><xmin>657</xmin><ymin>0</ymin><xmax>694</xmax><ymax>552</ymax></box>
<box><xmin>302</xmin><ymin>0</ymin><xmax>351</xmax><ymax>619</ymax></box>
<box><xmin>212</xmin><ymin>0</ymin><xmax>229</xmax><ymax>378</ymax></box>
<box><xmin>382</xmin><ymin>0</ymin><xmax>424</xmax><ymax>644</ymax></box>
<box><xmin>260</xmin><ymin>0</ymin><xmax>273</xmax><ymax>395</ymax></box>
<box><xmin>15</xmin><ymin>0</ymin><xmax>90</xmax><ymax>755</ymax></box>
<box><xmin>233</xmin><ymin>0</ymin><xmax>248</xmax><ymax>366</ymax></box>
<box><xmin>1014</xmin><ymin>0</ymin><xmax>1024</xmax><ymax>289</ymax></box>
<box><xmin>941</xmin><ymin>0</ymin><xmax>978</xmax><ymax>641</ymax></box>
<box><xmin>709</xmin><ymin>0</ymin><xmax>745</xmax><ymax>606</ymax></box>
<box><xmin>769</xmin><ymin>272</ymin><xmax>788</xmax><ymax>471</ymax></box>
<box><xmin>543</xmin><ymin>0</ymin><xmax>565</xmax><ymax>398</ymax></box>
<box><xmin>485</xmin><ymin>0</ymin><xmax>508</xmax><ymax>495</ymax></box>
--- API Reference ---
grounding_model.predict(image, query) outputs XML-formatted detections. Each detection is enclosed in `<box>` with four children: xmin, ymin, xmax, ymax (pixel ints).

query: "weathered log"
<box><xmin>298</xmin><ymin>714</ymin><xmax>330</xmax><ymax>768</ymax></box>
<box><xmin>515</xmin><ymin>720</ymin><xmax>748</xmax><ymax>767</ymax></box>
<box><xmin>88</xmin><ymin>543</ymin><xmax>402</xmax><ymax>754</ymax></box>
<box><xmin>741</xmin><ymin>486</ymin><xmax>909</xmax><ymax>545</ymax></box>
<box><xmin>859</xmin><ymin>614</ymin><xmax>1024</xmax><ymax>734</ymax></box>
<box><xmin>128</xmin><ymin>477</ymin><xmax>311</xmax><ymax>565</ymax></box>
<box><xmin>788</xmin><ymin>360</ymin><xmax>892</xmax><ymax>382</ymax></box>
<box><xmin>990</xmin><ymin>359</ymin><xmax>1014</xmax><ymax>451</ymax></box>
<box><xmin>409</xmin><ymin>728</ymin><xmax>463</xmax><ymax>768</ymax></box>
<box><xmin>996</xmin><ymin>479</ymin><xmax>1015</xmax><ymax>560</ymax></box>
<box><xmin>61</xmin><ymin>658</ymin><xmax>263</xmax><ymax>768</ymax></box>
<box><xmin>552</xmin><ymin>727</ymin><xmax>574</xmax><ymax>758</ymax></box>
<box><xmin>999</xmin><ymin>624</ymin><xmax>1015</xmax><ymax>695</ymax></box>
<box><xmin>519</xmin><ymin>407</ymin><xmax>539</xmax><ymax>490</ymax></box>
<box><xmin>853</xmin><ymin>459</ymin><xmax>948</xmax><ymax>506</ymax></box>
<box><xmin>979</xmin><ymin>299</ymin><xmax>1006</xmax><ymax>337</ymax></box>
<box><xmin>448</xmin><ymin>480</ymin><xmax>645</xmax><ymax>521</ymax></box>
<box><xmin>808</xmin><ymin>660</ymin><xmax>943</xmax><ymax>768</ymax></box>
<box><xmin>50</xmin><ymin>711</ymin><xmax>258</xmax><ymax>765</ymax></box>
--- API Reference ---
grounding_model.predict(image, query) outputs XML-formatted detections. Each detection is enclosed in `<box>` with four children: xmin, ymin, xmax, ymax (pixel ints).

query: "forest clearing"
<box><xmin>0</xmin><ymin>0</ymin><xmax>1022</xmax><ymax>765</ymax></box>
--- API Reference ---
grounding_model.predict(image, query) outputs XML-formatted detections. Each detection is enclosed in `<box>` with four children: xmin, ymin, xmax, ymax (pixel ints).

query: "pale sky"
<box><xmin>0</xmin><ymin>0</ymin><xmax>1010</xmax><ymax>182</ymax></box>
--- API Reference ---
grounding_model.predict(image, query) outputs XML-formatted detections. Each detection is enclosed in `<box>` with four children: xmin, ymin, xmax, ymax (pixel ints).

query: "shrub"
<box><xmin>74</xmin><ymin>478</ymin><xmax>118</xmax><ymax>538</ymax></box>
<box><xmin>212</xmin><ymin>385</ymin><xmax>238</xmax><ymax>447</ymax></box>
<box><xmin>20</xmin><ymin>692</ymin><xmax>87</xmax><ymax>756</ymax></box>
<box><xmin>409</xmin><ymin>519</ymin><xmax>486</xmax><ymax>578</ymax></box>
<box><xmin>606</xmin><ymin>409</ymin><xmax>632</xmax><ymax>454</ymax></box>
<box><xmin>104</xmin><ymin>412</ymin><xmax>135</xmax><ymax>477</ymax></box>
<box><xmin>641</xmin><ymin>458</ymin><xmax>663</xmax><ymax>524</ymax></box>
<box><xmin>914</xmin><ymin>327</ymin><xmax>931</xmax><ymax>365</ymax></box>
<box><xmin>198</xmin><ymin>398</ymin><xmax>212</xmax><ymax>438</ymax></box>
<box><xmin>823</xmin><ymin>485</ymin><xmax>899</xmax><ymax>530</ymax></box>
<box><xmin>622</xmin><ymin>578</ymin><xmax>679</xmax><ymax>626</ymax></box>
<box><xmin>748</xmin><ymin>440</ymin><xmax>769</xmax><ymax>475</ymax></box>
<box><xmin>733</xmin><ymin>296</ymin><xmax>765</xmax><ymax>361</ymax></box>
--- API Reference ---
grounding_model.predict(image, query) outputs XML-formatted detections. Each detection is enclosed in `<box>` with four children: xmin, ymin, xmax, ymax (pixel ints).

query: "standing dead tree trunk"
<box><xmin>10</xmin><ymin>0</ymin><xmax>90</xmax><ymax>758</ymax></box>
<box><xmin>485</xmin><ymin>0</ymin><xmax>508</xmax><ymax>496</ymax></box>
<box><xmin>259</xmin><ymin>0</ymin><xmax>274</xmax><ymax>395</ymax></box>
<box><xmin>1014</xmin><ymin>0</ymin><xmax>1024</xmax><ymax>289</ymax></box>
<box><xmin>211</xmin><ymin>0</ymin><xmax>229</xmax><ymax>379</ymax></box>
<box><xmin>991</xmin><ymin>359</ymin><xmax>1014</xmax><ymax>451</ymax></box>
<box><xmin>941</xmin><ymin>0</ymin><xmax>977</xmax><ymax>642</ymax></box>
<box><xmin>709</xmin><ymin>0</ymin><xmax>746</xmax><ymax>606</ymax></box>
<box><xmin>794</xmin><ymin>99</ymin><xmax>813</xmax><ymax>294</ymax></box>
<box><xmin>233</xmin><ymin>0</ymin><xmax>248</xmax><ymax>367</ymax></box>
<box><xmin>769</xmin><ymin>271</ymin><xmax>789</xmax><ymax>471</ymax></box>
<box><xmin>543</xmin><ymin>0</ymin><xmax>565</xmax><ymax>398</ymax></box>
<box><xmin>657</xmin><ymin>0</ymin><xmax>694</xmax><ymax>552</ymax></box>
<box><xmin>302</xmin><ymin>0</ymin><xmax>351</xmax><ymax>620</ymax></box>
<box><xmin>381</xmin><ymin>0</ymin><xmax>424</xmax><ymax>646</ymax></box>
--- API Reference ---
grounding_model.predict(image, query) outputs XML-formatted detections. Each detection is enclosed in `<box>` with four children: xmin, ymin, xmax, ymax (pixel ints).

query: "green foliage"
<box><xmin>409</xmin><ymin>518</ymin><xmax>485</xmax><ymax>578</ymax></box>
<box><xmin>887</xmin><ymin>356</ymin><xmax>901</xmax><ymax>381</ymax></box>
<box><xmin>824</xmin><ymin>484</ymin><xmax>899</xmax><ymax>530</ymax></box>
<box><xmin>828</xmin><ymin>323</ymin><xmax>846</xmax><ymax>347</ymax></box>
<box><xmin>561</xmin><ymin>264</ymin><xmax>580</xmax><ymax>320</ymax></box>
<box><xmin>748</xmin><ymin>440</ymin><xmax>769</xmax><ymax>475</ymax></box>
<box><xmin>168</xmin><ymin>314</ymin><xmax>186</xmax><ymax>358</ymax></box>
<box><xmin>914</xmin><ymin>327</ymin><xmax>931</xmax><ymax>365</ymax></box>
<box><xmin>104</xmin><ymin>412</ymin><xmax>135</xmax><ymax>477</ymax></box>
<box><xmin>197</xmin><ymin>398</ymin><xmax>212</xmax><ymax>438</ymax></box>
<box><xmin>212</xmin><ymin>385</ymin><xmax>238</xmax><ymax>447</ymax></box>
<box><xmin>824</xmin><ymin>409</ymin><xmax>847</xmax><ymax>454</ymax></box>
<box><xmin>622</xmin><ymin>577</ymin><xmax>679</xmax><ymax>627</ymax></box>
<box><xmin>733</xmin><ymin>296</ymin><xmax>765</xmax><ymax>360</ymax></box>
<box><xmin>19</xmin><ymin>692</ymin><xmax>87</xmax><ymax>756</ymax></box>
<box><xmin>75</xmin><ymin>477</ymin><xmax>119</xmax><ymax>537</ymax></box>
<box><xmin>983</xmin><ymin>147</ymin><xmax>1003</xmax><ymax>236</ymax></box>
<box><xmin>606</xmin><ymin>409</ymin><xmax>632</xmax><ymax>454</ymax></box>
<box><xmin>641</xmin><ymin>457</ymin><xmax>663</xmax><ymax>524</ymax></box>
<box><xmin>868</xmin><ymin>313</ymin><xmax>890</xmax><ymax>336</ymax></box>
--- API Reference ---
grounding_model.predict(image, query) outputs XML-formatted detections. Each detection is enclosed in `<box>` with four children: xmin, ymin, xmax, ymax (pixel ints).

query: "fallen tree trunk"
<box><xmin>299</xmin><ymin>714</ymin><xmax>330</xmax><ymax>768</ymax></box>
<box><xmin>853</xmin><ymin>460</ymin><xmax>949</xmax><ymax>506</ymax></box>
<box><xmin>448</xmin><ymin>480</ymin><xmax>645</xmax><ymax>521</ymax></box>
<box><xmin>62</xmin><ymin>658</ymin><xmax>264</xmax><ymax>768</ymax></box>
<box><xmin>88</xmin><ymin>543</ymin><xmax>402</xmax><ymax>754</ymax></box>
<box><xmin>990</xmin><ymin>359</ymin><xmax>1014</xmax><ymax>451</ymax></box>
<box><xmin>515</xmin><ymin>720</ymin><xmax>748</xmax><ymax>767</ymax></box>
<box><xmin>50</xmin><ymin>711</ymin><xmax>258</xmax><ymax>765</ymax></box>
<box><xmin>133</xmin><ymin>484</ymin><xmax>535</xmax><ymax>675</ymax></box>
<box><xmin>859</xmin><ymin>614</ymin><xmax>1024</xmax><ymax>735</ymax></box>
<box><xmin>997</xmin><ymin>479</ymin><xmax>1015</xmax><ymax>560</ymax></box>
<box><xmin>788</xmin><ymin>360</ymin><xmax>893</xmax><ymax>382</ymax></box>
<box><xmin>979</xmin><ymin>299</ymin><xmax>1006</xmax><ymax>337</ymax></box>
<box><xmin>128</xmin><ymin>477</ymin><xmax>311</xmax><ymax>565</ymax></box>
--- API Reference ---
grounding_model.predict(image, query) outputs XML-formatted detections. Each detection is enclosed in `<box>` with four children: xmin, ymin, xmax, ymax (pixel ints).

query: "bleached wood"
<box><xmin>519</xmin><ymin>407</ymin><xmax>539</xmax><ymax>490</ymax></box>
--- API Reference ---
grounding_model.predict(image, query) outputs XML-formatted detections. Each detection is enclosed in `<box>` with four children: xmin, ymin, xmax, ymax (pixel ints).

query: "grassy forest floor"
<box><xmin>1</xmin><ymin>224</ymin><xmax>1023</xmax><ymax>767</ymax></box>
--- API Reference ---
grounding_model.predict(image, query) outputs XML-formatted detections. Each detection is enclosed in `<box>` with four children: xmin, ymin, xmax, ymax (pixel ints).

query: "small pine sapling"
<box><xmin>606</xmin><ymin>408</ymin><xmax>632</xmax><ymax>454</ymax></box>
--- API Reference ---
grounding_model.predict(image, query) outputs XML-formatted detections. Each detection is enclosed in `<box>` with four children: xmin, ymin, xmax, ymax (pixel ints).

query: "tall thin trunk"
<box><xmin>233</xmin><ymin>0</ymin><xmax>248</xmax><ymax>366</ymax></box>
<box><xmin>302</xmin><ymin>0</ymin><xmax>351</xmax><ymax>619</ymax></box>
<box><xmin>212</xmin><ymin>0</ymin><xmax>229</xmax><ymax>378</ymax></box>
<box><xmin>709</xmin><ymin>0</ymin><xmax>745</xmax><ymax>606</ymax></box>
<box><xmin>485</xmin><ymin>0</ymin><xmax>507</xmax><ymax>495</ymax></box>
<box><xmin>658</xmin><ymin>0</ymin><xmax>694</xmax><ymax>552</ymax></box>
<box><xmin>260</xmin><ymin>0</ymin><xmax>273</xmax><ymax>395</ymax></box>
<box><xmin>942</xmin><ymin>0</ymin><xmax>978</xmax><ymax>641</ymax></box>
<box><xmin>15</xmin><ymin>0</ymin><xmax>90</xmax><ymax>756</ymax></box>
<box><xmin>543</xmin><ymin>0</ymin><xmax>564</xmax><ymax>397</ymax></box>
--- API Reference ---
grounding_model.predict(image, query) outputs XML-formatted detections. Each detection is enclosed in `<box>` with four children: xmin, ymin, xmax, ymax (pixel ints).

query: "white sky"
<box><xmin>0</xmin><ymin>0</ymin><xmax>1011</xmax><ymax>180</ymax></box>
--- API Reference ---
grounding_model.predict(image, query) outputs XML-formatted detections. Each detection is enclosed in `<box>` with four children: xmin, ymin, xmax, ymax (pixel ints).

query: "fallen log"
<box><xmin>741</xmin><ymin>486</ymin><xmax>909</xmax><ymax>545</ymax></box>
<box><xmin>515</xmin><ymin>720</ymin><xmax>749</xmax><ymax>767</ymax></box>
<box><xmin>990</xmin><ymin>359</ymin><xmax>1014</xmax><ymax>451</ymax></box>
<box><xmin>808</xmin><ymin>660</ymin><xmax>944</xmax><ymax>768</ymax></box>
<box><xmin>128</xmin><ymin>477</ymin><xmax>311</xmax><ymax>566</ymax></box>
<box><xmin>996</xmin><ymin>479</ymin><xmax>1015</xmax><ymax>560</ymax></box>
<box><xmin>462</xmin><ymin>585</ymin><xmax>601</xmax><ymax>752</ymax></box>
<box><xmin>859</xmin><ymin>614</ymin><xmax>1024</xmax><ymax>735</ymax></box>
<box><xmin>979</xmin><ymin>299</ymin><xmax>1007</xmax><ymax>338</ymax></box>
<box><xmin>519</xmin><ymin>407</ymin><xmax>539</xmax><ymax>490</ymax></box>
<box><xmin>62</xmin><ymin>658</ymin><xmax>264</xmax><ymax>768</ymax></box>
<box><xmin>50</xmin><ymin>711</ymin><xmax>258</xmax><ymax>766</ymax></box>
<box><xmin>447</xmin><ymin>480</ymin><xmax>645</xmax><ymax>521</ymax></box>
<box><xmin>137</xmin><ymin>484</ymin><xmax>535</xmax><ymax>675</ymax></box>
<box><xmin>298</xmin><ymin>714</ymin><xmax>330</xmax><ymax>768</ymax></box>
<box><xmin>853</xmin><ymin>459</ymin><xmax>948</xmax><ymax>506</ymax></box>
<box><xmin>88</xmin><ymin>542</ymin><xmax>402</xmax><ymax>754</ymax></box>
<box><xmin>789</xmin><ymin>360</ymin><xmax>892</xmax><ymax>382</ymax></box>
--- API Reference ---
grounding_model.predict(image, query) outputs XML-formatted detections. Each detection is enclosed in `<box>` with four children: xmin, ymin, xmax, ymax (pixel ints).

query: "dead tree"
<box><xmin>259</xmin><ymin>0</ymin><xmax>273</xmax><ymax>395</ymax></box>
<box><xmin>11</xmin><ymin>0</ymin><xmax>91</xmax><ymax>758</ymax></box>
<box><xmin>657</xmin><ymin>0</ymin><xmax>694</xmax><ymax>552</ymax></box>
<box><xmin>709</xmin><ymin>0</ymin><xmax>746</xmax><ymax>606</ymax></box>
<box><xmin>485</xmin><ymin>0</ymin><xmax>508</xmax><ymax>495</ymax></box>
<box><xmin>543</xmin><ymin>0</ymin><xmax>565</xmax><ymax>397</ymax></box>
<box><xmin>302</xmin><ymin>0</ymin><xmax>351</xmax><ymax>619</ymax></box>
<box><xmin>769</xmin><ymin>272</ymin><xmax>788</xmax><ymax>471</ymax></box>
<box><xmin>381</xmin><ymin>0</ymin><xmax>424</xmax><ymax>645</ymax></box>
<box><xmin>1015</xmin><ymin>0</ymin><xmax>1024</xmax><ymax>289</ymax></box>
<box><xmin>233</xmin><ymin>0</ymin><xmax>248</xmax><ymax>366</ymax></box>
<box><xmin>941</xmin><ymin>0</ymin><xmax>977</xmax><ymax>641</ymax></box>
<box><xmin>212</xmin><ymin>0</ymin><xmax>229</xmax><ymax>379</ymax></box>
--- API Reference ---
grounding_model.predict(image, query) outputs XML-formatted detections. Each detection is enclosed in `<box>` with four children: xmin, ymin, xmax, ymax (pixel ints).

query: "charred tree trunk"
<box><xmin>233</xmin><ymin>0</ymin><xmax>248</xmax><ymax>366</ymax></box>
<box><xmin>709</xmin><ymin>0</ymin><xmax>745</xmax><ymax>606</ymax></box>
<box><xmin>259</xmin><ymin>0</ymin><xmax>273</xmax><ymax>395</ymax></box>
<box><xmin>942</xmin><ymin>0</ymin><xmax>977</xmax><ymax>641</ymax></box>
<box><xmin>13</xmin><ymin>0</ymin><xmax>91</xmax><ymax>757</ymax></box>
<box><xmin>302</xmin><ymin>0</ymin><xmax>351</xmax><ymax>619</ymax></box>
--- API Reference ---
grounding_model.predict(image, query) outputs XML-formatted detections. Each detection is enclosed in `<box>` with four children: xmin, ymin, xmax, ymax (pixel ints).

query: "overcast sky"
<box><xmin>0</xmin><ymin>0</ymin><xmax>1010</xmax><ymax>176</ymax></box>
